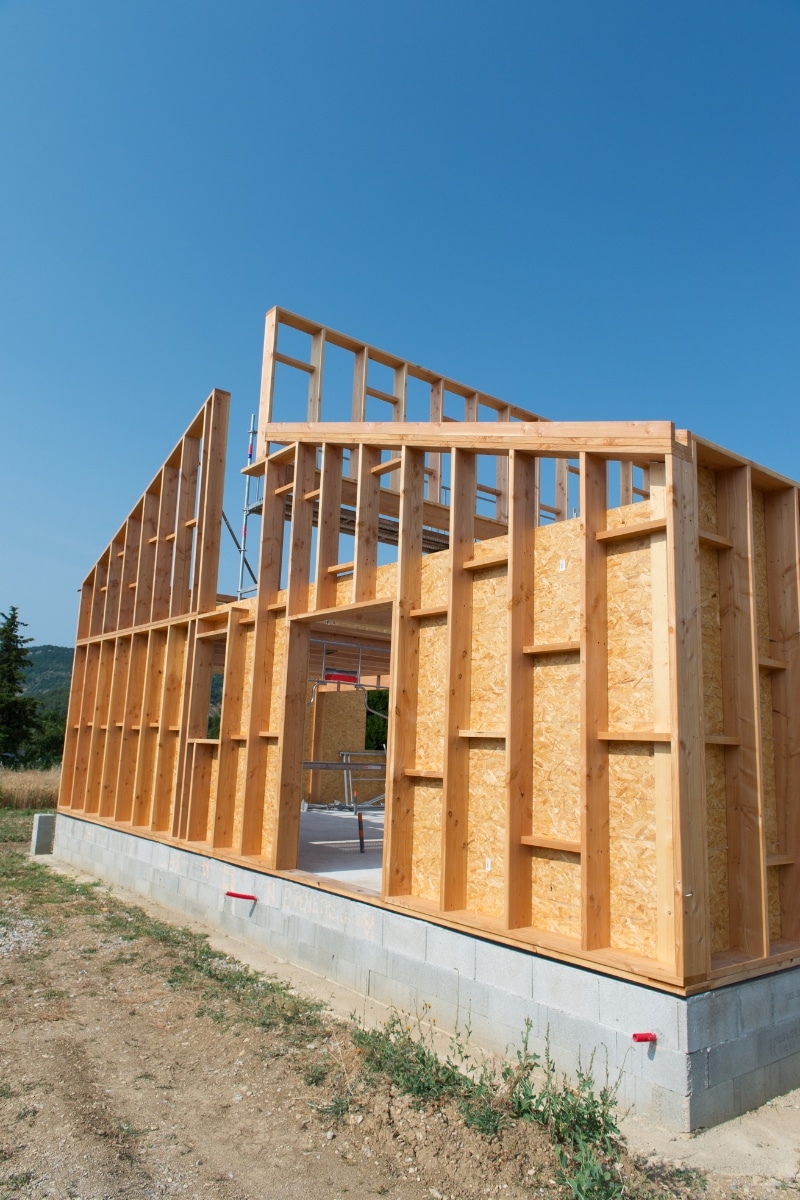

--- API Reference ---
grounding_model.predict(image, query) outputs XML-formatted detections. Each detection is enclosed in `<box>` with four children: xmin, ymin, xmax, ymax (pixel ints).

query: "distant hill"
<box><xmin>24</xmin><ymin>645</ymin><xmax>74</xmax><ymax>718</ymax></box>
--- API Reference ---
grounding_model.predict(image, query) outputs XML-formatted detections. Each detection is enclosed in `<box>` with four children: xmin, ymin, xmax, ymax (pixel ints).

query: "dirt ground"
<box><xmin>0</xmin><ymin>814</ymin><xmax>798</xmax><ymax>1200</ymax></box>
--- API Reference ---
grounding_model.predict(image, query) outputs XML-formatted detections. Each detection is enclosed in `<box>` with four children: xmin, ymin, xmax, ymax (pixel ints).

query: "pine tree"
<box><xmin>0</xmin><ymin>607</ymin><xmax>40</xmax><ymax>764</ymax></box>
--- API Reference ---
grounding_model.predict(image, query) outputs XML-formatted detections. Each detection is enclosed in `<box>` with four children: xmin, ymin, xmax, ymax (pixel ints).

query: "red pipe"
<box><xmin>632</xmin><ymin>1032</ymin><xmax>657</xmax><ymax>1043</ymax></box>
<box><xmin>225</xmin><ymin>891</ymin><xmax>257</xmax><ymax>901</ymax></box>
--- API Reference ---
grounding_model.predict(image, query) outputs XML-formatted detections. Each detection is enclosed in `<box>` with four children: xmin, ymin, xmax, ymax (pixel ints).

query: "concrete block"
<box><xmin>342</xmin><ymin>901</ymin><xmax>383</xmax><ymax>946</ymax></box>
<box><xmin>367</xmin><ymin>970</ymin><xmax>415</xmax><ymax>1014</ymax></box>
<box><xmin>733</xmin><ymin>1064</ymin><xmax>768</xmax><ymax>1116</ymax></box>
<box><xmin>484</xmin><ymin>988</ymin><xmax>539</xmax><ymax>1048</ymax></box>
<box><xmin>736</xmin><ymin>976</ymin><xmax>773</xmax><ymax>1034</ymax></box>
<box><xmin>772</xmin><ymin>970</ymin><xmax>800</xmax><ymax>1024</ymax></box>
<box><xmin>426</xmin><ymin>924</ymin><xmax>476</xmax><ymax>980</ymax></box>
<box><xmin>382</xmin><ymin>911</ymin><xmax>427</xmax><ymax>959</ymax></box>
<box><xmin>475</xmin><ymin>939</ymin><xmax>532</xmax><ymax>997</ymax></box>
<box><xmin>686</xmin><ymin>988</ymin><xmax>740</xmax><ymax>1052</ymax></box>
<box><xmin>598</xmin><ymin>976</ymin><xmax>682</xmax><ymax>1051</ymax></box>
<box><xmin>387</xmin><ymin>954</ymin><xmax>462</xmax><ymax>1012</ymax></box>
<box><xmin>689</xmin><ymin>1076</ymin><xmax>735</xmax><ymax>1131</ymax></box>
<box><xmin>536</xmin><ymin>960</ymin><xmax>599</xmax><ymax>1023</ymax></box>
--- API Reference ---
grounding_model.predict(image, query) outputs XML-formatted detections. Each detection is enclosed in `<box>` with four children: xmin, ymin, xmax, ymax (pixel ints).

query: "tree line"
<box><xmin>0</xmin><ymin>608</ymin><xmax>66</xmax><ymax>768</ymax></box>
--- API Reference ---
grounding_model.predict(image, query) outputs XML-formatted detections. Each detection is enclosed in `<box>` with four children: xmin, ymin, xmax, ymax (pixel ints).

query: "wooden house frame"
<box><xmin>59</xmin><ymin>307</ymin><xmax>800</xmax><ymax>997</ymax></box>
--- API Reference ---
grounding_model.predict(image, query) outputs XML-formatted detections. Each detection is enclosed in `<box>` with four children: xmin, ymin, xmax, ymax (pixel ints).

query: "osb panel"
<box><xmin>420</xmin><ymin>547</ymin><xmax>450</xmax><ymax>609</ymax></box>
<box><xmin>410</xmin><ymin>782</ymin><xmax>442</xmax><ymax>903</ymax></box>
<box><xmin>605</xmin><ymin>499</ymin><xmax>652</xmax><ymax>530</ymax></box>
<box><xmin>465</xmin><ymin>743</ymin><xmax>506</xmax><ymax>920</ymax></box>
<box><xmin>759</xmin><ymin>668</ymin><xmax>778</xmax><ymax>854</ymax></box>
<box><xmin>267</xmin><ymin>616</ymin><xmax>287</xmax><ymax>731</ymax></box>
<box><xmin>752</xmin><ymin>489</ymin><xmax>770</xmax><ymax>657</ymax></box>
<box><xmin>414</xmin><ymin>617</ymin><xmax>447</xmax><ymax>772</ymax></box>
<box><xmin>301</xmin><ymin>681</ymin><xmax>316</xmax><ymax>801</ymax></box>
<box><xmin>469</xmin><ymin>534</ymin><xmax>508</xmax><ymax>564</ymax></box>
<box><xmin>470</xmin><ymin>567</ymin><xmax>507</xmax><ymax>732</ymax></box>
<box><xmin>231</xmin><ymin>743</ymin><xmax>247</xmax><ymax>849</ymax></box>
<box><xmin>529</xmin><ymin>852</ymin><xmax>581</xmax><ymax>940</ymax></box>
<box><xmin>607</xmin><ymin>538</ymin><xmax>654</xmax><ymax>730</ymax></box>
<box><xmin>205</xmin><ymin>748</ymin><xmax>220</xmax><ymax>842</ymax></box>
<box><xmin>533</xmin><ymin>519</ymin><xmax>581</xmax><ymax>646</ymax></box>
<box><xmin>261</xmin><ymin>742</ymin><xmax>280</xmax><ymax>861</ymax></box>
<box><xmin>240</xmin><ymin>625</ymin><xmax>255</xmax><ymax>729</ymax></box>
<box><xmin>700</xmin><ymin>545</ymin><xmax>724</xmax><ymax>735</ymax></box>
<box><xmin>608</xmin><ymin>744</ymin><xmax>657</xmax><ymax>958</ymax></box>
<box><xmin>705</xmin><ymin>744</ymin><xmax>730</xmax><ymax>954</ymax></box>
<box><xmin>312</xmin><ymin>690</ymin><xmax>373</xmax><ymax>805</ymax></box>
<box><xmin>532</xmin><ymin>656</ymin><xmax>581</xmax><ymax>842</ymax></box>
<box><xmin>376</xmin><ymin>558</ymin><xmax>399</xmax><ymax>601</ymax></box>
<box><xmin>768</xmin><ymin>868</ymin><xmax>782</xmax><ymax>942</ymax></box>
<box><xmin>697</xmin><ymin>467</ymin><xmax>718</xmax><ymax>532</ymax></box>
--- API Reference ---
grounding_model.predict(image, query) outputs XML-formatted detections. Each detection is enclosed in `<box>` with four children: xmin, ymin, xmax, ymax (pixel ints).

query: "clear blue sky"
<box><xmin>2</xmin><ymin>0</ymin><xmax>799</xmax><ymax>646</ymax></box>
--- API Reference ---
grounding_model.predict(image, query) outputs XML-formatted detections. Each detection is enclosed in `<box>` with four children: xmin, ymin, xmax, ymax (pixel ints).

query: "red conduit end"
<box><xmin>632</xmin><ymin>1032</ymin><xmax>657</xmax><ymax>1043</ymax></box>
<box><xmin>226</xmin><ymin>891</ymin><xmax>257</xmax><ymax>901</ymax></box>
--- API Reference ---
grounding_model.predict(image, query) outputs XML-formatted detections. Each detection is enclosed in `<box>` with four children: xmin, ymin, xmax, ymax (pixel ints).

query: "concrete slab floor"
<box><xmin>296</xmin><ymin>807</ymin><xmax>384</xmax><ymax>892</ymax></box>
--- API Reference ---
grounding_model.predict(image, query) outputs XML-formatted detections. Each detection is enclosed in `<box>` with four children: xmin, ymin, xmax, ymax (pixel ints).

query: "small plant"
<box><xmin>557</xmin><ymin>1142</ymin><xmax>623</xmax><ymax>1199</ymax></box>
<box><xmin>304</xmin><ymin>1063</ymin><xmax>329</xmax><ymax>1087</ymax></box>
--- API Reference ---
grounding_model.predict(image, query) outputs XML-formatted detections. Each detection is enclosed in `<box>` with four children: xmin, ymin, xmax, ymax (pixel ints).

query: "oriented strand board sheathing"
<box><xmin>375</xmin><ymin>557</ymin><xmax>398</xmax><ymax>601</ymax></box>
<box><xmin>469</xmin><ymin>534</ymin><xmax>508</xmax><ymax>564</ymax></box>
<box><xmin>700</xmin><ymin>545</ymin><xmax>725</xmax><ymax>734</ymax></box>
<box><xmin>608</xmin><ymin>743</ymin><xmax>657</xmax><ymax>958</ymax></box>
<box><xmin>606</xmin><ymin>538</ymin><xmax>654</xmax><ymax>731</ymax></box>
<box><xmin>752</xmin><ymin>489</ymin><xmax>771</xmax><ymax>658</ymax></box>
<box><xmin>605</xmin><ymin>499</ymin><xmax>652</xmax><ymax>530</ymax></box>
<box><xmin>760</xmin><ymin>668</ymin><xmax>779</xmax><ymax>854</ymax></box>
<box><xmin>469</xmin><ymin>567</ymin><xmax>508</xmax><ymax>732</ymax></box>
<box><xmin>261</xmin><ymin>742</ymin><xmax>280</xmax><ymax>861</ymax></box>
<box><xmin>768</xmin><ymin>867</ymin><xmax>782</xmax><ymax>942</ymax></box>
<box><xmin>705</xmin><ymin>744</ymin><xmax>730</xmax><ymax>954</ymax></box>
<box><xmin>533</xmin><ymin>519</ymin><xmax>581</xmax><ymax>646</ymax></box>
<box><xmin>409</xmin><ymin>782</ymin><xmax>442</xmax><ymax>903</ymax></box>
<box><xmin>414</xmin><ymin>617</ymin><xmax>447</xmax><ymax>772</ymax></box>
<box><xmin>697</xmin><ymin>466</ymin><xmax>718</xmax><ymax>532</ymax></box>
<box><xmin>532</xmin><ymin>655</ymin><xmax>581</xmax><ymax>841</ymax></box>
<box><xmin>205</xmin><ymin>748</ymin><xmax>220</xmax><ymax>842</ymax></box>
<box><xmin>310</xmin><ymin>689</ymin><xmax>370</xmax><ymax>804</ymax></box>
<box><xmin>419</xmin><ymin>547</ymin><xmax>451</xmax><ymax>609</ymax></box>
<box><xmin>465</xmin><ymin>743</ymin><xmax>506</xmax><ymax>919</ymax></box>
<box><xmin>231</xmin><ymin>743</ymin><xmax>247</xmax><ymax>849</ymax></box>
<box><xmin>529</xmin><ymin>852</ymin><xmax>581</xmax><ymax>940</ymax></box>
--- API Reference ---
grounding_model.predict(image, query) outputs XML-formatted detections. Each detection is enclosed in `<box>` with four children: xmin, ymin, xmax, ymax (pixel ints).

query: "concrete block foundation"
<box><xmin>52</xmin><ymin>814</ymin><xmax>800</xmax><ymax>1132</ymax></box>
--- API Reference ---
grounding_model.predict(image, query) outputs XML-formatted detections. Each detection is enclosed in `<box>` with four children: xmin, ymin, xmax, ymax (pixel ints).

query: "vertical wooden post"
<box><xmin>580</xmin><ymin>452</ymin><xmax>609</xmax><ymax>950</ymax></box>
<box><xmin>272</xmin><ymin>442</ymin><xmax>317</xmax><ymax>869</ymax></box>
<box><xmin>118</xmin><ymin>514</ymin><xmax>141</xmax><ymax>630</ymax></box>
<box><xmin>103</xmin><ymin>540</ymin><xmax>123</xmax><ymax>633</ymax></box>
<box><xmin>555</xmin><ymin>460</ymin><xmax>568</xmax><ymax>522</ymax></box>
<box><xmin>441</xmin><ymin>448</ymin><xmax>476</xmax><ymax>911</ymax></box>
<box><xmin>194</xmin><ymin>390</ymin><xmax>230</xmax><ymax>614</ymax></box>
<box><xmin>308</xmin><ymin>328</ymin><xmax>326</xmax><ymax>420</ymax></box>
<box><xmin>99</xmin><ymin>636</ymin><xmax>130</xmax><ymax>817</ymax></box>
<box><xmin>171</xmin><ymin>433</ymin><xmax>200</xmax><ymax>617</ymax></box>
<box><xmin>239</xmin><ymin>457</ymin><xmax>286</xmax><ymax>857</ymax></box>
<box><xmin>427</xmin><ymin>379</ymin><xmax>444</xmax><ymax>503</ymax></box>
<box><xmin>258</xmin><ymin>308</ymin><xmax>279</xmax><ymax>459</ymax></box>
<box><xmin>314</xmin><ymin>444</ymin><xmax>343</xmax><ymax>610</ymax></box>
<box><xmin>353</xmin><ymin>445</ymin><xmax>381</xmax><ymax>602</ymax></box>
<box><xmin>505</xmin><ymin>449</ymin><xmax>536</xmax><ymax>929</ymax></box>
<box><xmin>213</xmin><ymin>610</ymin><xmax>248</xmax><ymax>848</ymax></box>
<box><xmin>495</xmin><ymin>407</ymin><xmax>511</xmax><ymax>525</ymax></box>
<box><xmin>134</xmin><ymin>491</ymin><xmax>159</xmax><ymax>625</ymax></box>
<box><xmin>151</xmin><ymin>463</ymin><xmax>179</xmax><ymax>622</ymax></box>
<box><xmin>383</xmin><ymin>447</ymin><xmax>425</xmax><ymax>897</ymax></box>
<box><xmin>764</xmin><ymin>487</ymin><xmax>800</xmax><ymax>941</ymax></box>
<box><xmin>717</xmin><ymin>465</ymin><xmax>768</xmax><ymax>957</ymax></box>
<box><xmin>665</xmin><ymin>448</ymin><xmax>709</xmax><ymax>982</ymax></box>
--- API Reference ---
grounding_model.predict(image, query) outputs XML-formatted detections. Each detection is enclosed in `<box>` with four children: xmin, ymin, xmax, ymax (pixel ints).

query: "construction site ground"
<box><xmin>0</xmin><ymin>811</ymin><xmax>797</xmax><ymax>1200</ymax></box>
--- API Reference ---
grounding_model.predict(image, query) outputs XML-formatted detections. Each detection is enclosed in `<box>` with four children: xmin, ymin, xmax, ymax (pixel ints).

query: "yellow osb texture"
<box><xmin>607</xmin><ymin>538</ymin><xmax>654</xmax><ymax>731</ymax></box>
<box><xmin>608</xmin><ymin>744</ymin><xmax>657</xmax><ymax>958</ymax></box>
<box><xmin>470</xmin><ymin>568</ymin><xmax>508</xmax><ymax>732</ymax></box>
<box><xmin>605</xmin><ymin>499</ymin><xmax>652</xmax><ymax>530</ymax></box>
<box><xmin>410</xmin><ymin>782</ymin><xmax>443</xmax><ymax>903</ymax></box>
<box><xmin>752</xmin><ymin>489</ymin><xmax>771</xmax><ymax>657</ymax></box>
<box><xmin>414</xmin><ymin>618</ymin><xmax>447</xmax><ymax>773</ymax></box>
<box><xmin>205</xmin><ymin>748</ymin><xmax>220</xmax><ymax>842</ymax></box>
<box><xmin>705</xmin><ymin>744</ymin><xmax>730</xmax><ymax>954</ymax></box>
<box><xmin>468</xmin><ymin>534</ymin><xmax>508</xmax><ymax>564</ymax></box>
<box><xmin>767</xmin><ymin>867</ymin><xmax>782</xmax><ymax>942</ymax></box>
<box><xmin>419</xmin><ymin>548</ymin><xmax>450</xmax><ymax>609</ymax></box>
<box><xmin>697</xmin><ymin>466</ymin><xmax>718</xmax><ymax>532</ymax></box>
<box><xmin>533</xmin><ymin>519</ymin><xmax>580</xmax><ymax>646</ymax></box>
<box><xmin>375</xmin><ymin>556</ymin><xmax>399</xmax><ymax>600</ymax></box>
<box><xmin>700</xmin><ymin>545</ymin><xmax>724</xmax><ymax>735</ymax></box>
<box><xmin>530</xmin><ymin>852</ymin><xmax>581</xmax><ymax>940</ymax></box>
<box><xmin>760</xmin><ymin>668</ymin><xmax>779</xmax><ymax>854</ymax></box>
<box><xmin>230</xmin><ymin>743</ymin><xmax>247</xmax><ymax>849</ymax></box>
<box><xmin>532</xmin><ymin>656</ymin><xmax>581</xmax><ymax>842</ymax></box>
<box><xmin>311</xmin><ymin>690</ymin><xmax>370</xmax><ymax>804</ymax></box>
<box><xmin>465</xmin><ymin>743</ymin><xmax>506</xmax><ymax>919</ymax></box>
<box><xmin>261</xmin><ymin>742</ymin><xmax>280</xmax><ymax>861</ymax></box>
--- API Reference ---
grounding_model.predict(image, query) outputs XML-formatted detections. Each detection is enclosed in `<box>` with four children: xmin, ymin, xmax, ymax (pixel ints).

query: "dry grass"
<box><xmin>0</xmin><ymin>767</ymin><xmax>61</xmax><ymax>810</ymax></box>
